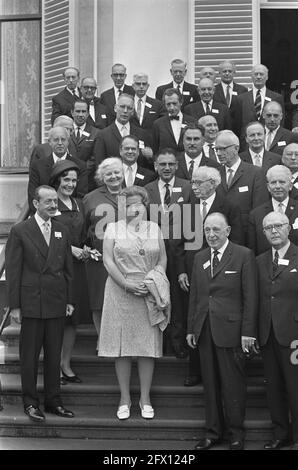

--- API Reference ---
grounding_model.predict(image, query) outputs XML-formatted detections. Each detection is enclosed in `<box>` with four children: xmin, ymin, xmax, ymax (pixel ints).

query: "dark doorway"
<box><xmin>261</xmin><ymin>8</ymin><xmax>298</xmax><ymax>129</ymax></box>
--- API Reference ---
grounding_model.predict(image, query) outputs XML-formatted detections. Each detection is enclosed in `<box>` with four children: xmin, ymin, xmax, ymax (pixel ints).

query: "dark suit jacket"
<box><xmin>85</xmin><ymin>97</ymin><xmax>110</xmax><ymax>129</ymax></box>
<box><xmin>152</xmin><ymin>113</ymin><xmax>196</xmax><ymax>153</ymax></box>
<box><xmin>175</xmin><ymin>151</ymin><xmax>220</xmax><ymax>180</ymax></box>
<box><xmin>214</xmin><ymin>82</ymin><xmax>247</xmax><ymax>136</ymax></box>
<box><xmin>28</xmin><ymin>153</ymin><xmax>88</xmax><ymax>213</ymax></box>
<box><xmin>130</xmin><ymin>95</ymin><xmax>165</xmax><ymax>137</ymax></box>
<box><xmin>248</xmin><ymin>198</ymin><xmax>298</xmax><ymax>255</ymax></box>
<box><xmin>257</xmin><ymin>243</ymin><xmax>298</xmax><ymax>347</ymax></box>
<box><xmin>266</xmin><ymin>126</ymin><xmax>298</xmax><ymax>155</ymax></box>
<box><xmin>99</xmin><ymin>85</ymin><xmax>135</xmax><ymax>122</ymax></box>
<box><xmin>51</xmin><ymin>87</ymin><xmax>81</xmax><ymax>125</ymax></box>
<box><xmin>187</xmin><ymin>241</ymin><xmax>257</xmax><ymax>347</ymax></box>
<box><xmin>184</xmin><ymin>100</ymin><xmax>232</xmax><ymax>131</ymax></box>
<box><xmin>239</xmin><ymin>149</ymin><xmax>281</xmax><ymax>173</ymax></box>
<box><xmin>155</xmin><ymin>81</ymin><xmax>199</xmax><ymax>110</ymax></box>
<box><xmin>123</xmin><ymin>164</ymin><xmax>156</xmax><ymax>188</ymax></box>
<box><xmin>96</xmin><ymin>121</ymin><xmax>153</xmax><ymax>170</ymax></box>
<box><xmin>218</xmin><ymin>160</ymin><xmax>270</xmax><ymax>237</ymax></box>
<box><xmin>173</xmin><ymin>191</ymin><xmax>245</xmax><ymax>278</ymax></box>
<box><xmin>5</xmin><ymin>217</ymin><xmax>73</xmax><ymax>318</ymax></box>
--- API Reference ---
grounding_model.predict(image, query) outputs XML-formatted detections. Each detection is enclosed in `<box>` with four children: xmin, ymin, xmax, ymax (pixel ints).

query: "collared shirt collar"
<box><xmin>249</xmin><ymin>148</ymin><xmax>264</xmax><ymax>159</ymax></box>
<box><xmin>52</xmin><ymin>152</ymin><xmax>68</xmax><ymax>164</ymax></box>
<box><xmin>123</xmin><ymin>162</ymin><xmax>137</xmax><ymax>173</ymax></box>
<box><xmin>35</xmin><ymin>212</ymin><xmax>52</xmax><ymax>230</ymax></box>
<box><xmin>272</xmin><ymin>240</ymin><xmax>290</xmax><ymax>260</ymax></box>
<box><xmin>212</xmin><ymin>238</ymin><xmax>229</xmax><ymax>259</ymax></box>
<box><xmin>115</xmin><ymin>120</ymin><xmax>130</xmax><ymax>134</ymax></box>
<box><xmin>201</xmin><ymin>191</ymin><xmax>216</xmax><ymax>207</ymax></box>
<box><xmin>184</xmin><ymin>152</ymin><xmax>202</xmax><ymax>166</ymax></box>
<box><xmin>226</xmin><ymin>157</ymin><xmax>241</xmax><ymax>173</ymax></box>
<box><xmin>158</xmin><ymin>176</ymin><xmax>175</xmax><ymax>190</ymax></box>
<box><xmin>74</xmin><ymin>123</ymin><xmax>86</xmax><ymax>132</ymax></box>
<box><xmin>67</xmin><ymin>86</ymin><xmax>79</xmax><ymax>96</ymax></box>
<box><xmin>272</xmin><ymin>196</ymin><xmax>289</xmax><ymax>212</ymax></box>
<box><xmin>173</xmin><ymin>80</ymin><xmax>185</xmax><ymax>90</ymax></box>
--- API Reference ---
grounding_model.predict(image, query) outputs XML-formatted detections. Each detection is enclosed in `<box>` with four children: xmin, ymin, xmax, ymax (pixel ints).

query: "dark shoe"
<box><xmin>230</xmin><ymin>440</ymin><xmax>244</xmax><ymax>450</ymax></box>
<box><xmin>44</xmin><ymin>405</ymin><xmax>74</xmax><ymax>418</ymax></box>
<box><xmin>60</xmin><ymin>376</ymin><xmax>68</xmax><ymax>386</ymax></box>
<box><xmin>184</xmin><ymin>375</ymin><xmax>201</xmax><ymax>386</ymax></box>
<box><xmin>24</xmin><ymin>405</ymin><xmax>45</xmax><ymax>422</ymax></box>
<box><xmin>264</xmin><ymin>439</ymin><xmax>292</xmax><ymax>450</ymax></box>
<box><xmin>195</xmin><ymin>438</ymin><xmax>221</xmax><ymax>450</ymax></box>
<box><xmin>61</xmin><ymin>369</ymin><xmax>82</xmax><ymax>383</ymax></box>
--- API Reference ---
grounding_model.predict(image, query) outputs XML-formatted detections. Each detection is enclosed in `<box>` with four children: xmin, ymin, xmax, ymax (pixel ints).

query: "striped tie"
<box><xmin>255</xmin><ymin>89</ymin><xmax>262</xmax><ymax>119</ymax></box>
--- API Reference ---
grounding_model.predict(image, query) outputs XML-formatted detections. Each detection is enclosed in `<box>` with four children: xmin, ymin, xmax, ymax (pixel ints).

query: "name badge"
<box><xmin>294</xmin><ymin>182</ymin><xmax>298</xmax><ymax>190</ymax></box>
<box><xmin>277</xmin><ymin>141</ymin><xmax>286</xmax><ymax>146</ymax></box>
<box><xmin>139</xmin><ymin>140</ymin><xmax>145</xmax><ymax>149</ymax></box>
<box><xmin>172</xmin><ymin>187</ymin><xmax>182</xmax><ymax>193</ymax></box>
<box><xmin>203</xmin><ymin>260</ymin><xmax>211</xmax><ymax>270</ymax></box>
<box><xmin>55</xmin><ymin>231</ymin><xmax>62</xmax><ymax>239</ymax></box>
<box><xmin>81</xmin><ymin>131</ymin><xmax>90</xmax><ymax>137</ymax></box>
<box><xmin>239</xmin><ymin>186</ymin><xmax>249</xmax><ymax>192</ymax></box>
<box><xmin>232</xmin><ymin>91</ymin><xmax>238</xmax><ymax>96</ymax></box>
<box><xmin>145</xmin><ymin>102</ymin><xmax>152</xmax><ymax>108</ymax></box>
<box><xmin>212</xmin><ymin>109</ymin><xmax>219</xmax><ymax>114</ymax></box>
<box><xmin>181</xmin><ymin>123</ymin><xmax>187</xmax><ymax>128</ymax></box>
<box><xmin>265</xmin><ymin>97</ymin><xmax>272</xmax><ymax>102</ymax></box>
<box><xmin>135</xmin><ymin>173</ymin><xmax>144</xmax><ymax>180</ymax></box>
<box><xmin>149</xmin><ymin>111</ymin><xmax>156</xmax><ymax>114</ymax></box>
<box><xmin>101</xmin><ymin>114</ymin><xmax>107</xmax><ymax>119</ymax></box>
<box><xmin>293</xmin><ymin>218</ymin><xmax>298</xmax><ymax>230</ymax></box>
<box><xmin>53</xmin><ymin>210</ymin><xmax>61</xmax><ymax>216</ymax></box>
<box><xmin>177</xmin><ymin>197</ymin><xmax>184</xmax><ymax>203</ymax></box>
<box><xmin>183</xmin><ymin>91</ymin><xmax>190</xmax><ymax>96</ymax></box>
<box><xmin>278</xmin><ymin>258</ymin><xmax>289</xmax><ymax>266</ymax></box>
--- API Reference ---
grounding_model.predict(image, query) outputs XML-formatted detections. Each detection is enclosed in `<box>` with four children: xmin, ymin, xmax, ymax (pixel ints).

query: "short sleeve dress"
<box><xmin>98</xmin><ymin>219</ymin><xmax>163</xmax><ymax>358</ymax></box>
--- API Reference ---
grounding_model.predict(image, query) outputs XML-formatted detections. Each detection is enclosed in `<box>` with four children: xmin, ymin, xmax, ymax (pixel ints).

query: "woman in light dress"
<box><xmin>98</xmin><ymin>186</ymin><xmax>167</xmax><ymax>420</ymax></box>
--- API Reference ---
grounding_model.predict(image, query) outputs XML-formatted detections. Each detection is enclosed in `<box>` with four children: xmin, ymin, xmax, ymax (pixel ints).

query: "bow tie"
<box><xmin>169</xmin><ymin>115</ymin><xmax>179</xmax><ymax>121</ymax></box>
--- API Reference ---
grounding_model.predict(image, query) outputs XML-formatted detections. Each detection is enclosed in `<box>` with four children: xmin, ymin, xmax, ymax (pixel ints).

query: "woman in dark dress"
<box><xmin>83</xmin><ymin>157</ymin><xmax>124</xmax><ymax>349</ymax></box>
<box><xmin>50</xmin><ymin>159</ymin><xmax>90</xmax><ymax>384</ymax></box>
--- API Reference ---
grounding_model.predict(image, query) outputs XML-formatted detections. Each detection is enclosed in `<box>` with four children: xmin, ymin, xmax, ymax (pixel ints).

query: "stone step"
<box><xmin>0</xmin><ymin>373</ymin><xmax>267</xmax><ymax>407</ymax></box>
<box><xmin>0</xmin><ymin>404</ymin><xmax>273</xmax><ymax>441</ymax></box>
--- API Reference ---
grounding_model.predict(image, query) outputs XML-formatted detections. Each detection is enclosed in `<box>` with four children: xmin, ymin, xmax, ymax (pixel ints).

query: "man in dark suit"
<box><xmin>199</xmin><ymin>115</ymin><xmax>220</xmax><ymax>163</ymax></box>
<box><xmin>152</xmin><ymin>88</ymin><xmax>196</xmax><ymax>154</ymax></box>
<box><xmin>184</xmin><ymin>78</ymin><xmax>232</xmax><ymax>131</ymax></box>
<box><xmin>239</xmin><ymin>121</ymin><xmax>281</xmax><ymax>173</ymax></box>
<box><xmin>130</xmin><ymin>73</ymin><xmax>165</xmax><ymax>139</ymax></box>
<box><xmin>263</xmin><ymin>101</ymin><xmax>298</xmax><ymax>155</ymax></box>
<box><xmin>257</xmin><ymin>211</ymin><xmax>298</xmax><ymax>450</ymax></box>
<box><xmin>248</xmin><ymin>165</ymin><xmax>298</xmax><ymax>255</ymax></box>
<box><xmin>187</xmin><ymin>212</ymin><xmax>257</xmax><ymax>450</ymax></box>
<box><xmin>28</xmin><ymin>126</ymin><xmax>88</xmax><ymax>213</ymax></box>
<box><xmin>99</xmin><ymin>63</ymin><xmax>134</xmax><ymax>122</ymax></box>
<box><xmin>51</xmin><ymin>67</ymin><xmax>81</xmax><ymax>125</ymax></box>
<box><xmin>216</xmin><ymin>130</ymin><xmax>269</xmax><ymax>244</ymax></box>
<box><xmin>80</xmin><ymin>77</ymin><xmax>110</xmax><ymax>129</ymax></box>
<box><xmin>96</xmin><ymin>93</ymin><xmax>154</xmax><ymax>170</ymax></box>
<box><xmin>214</xmin><ymin>60</ymin><xmax>247</xmax><ymax>137</ymax></box>
<box><xmin>238</xmin><ymin>64</ymin><xmax>285</xmax><ymax>144</ymax></box>
<box><xmin>155</xmin><ymin>59</ymin><xmax>199</xmax><ymax>111</ymax></box>
<box><xmin>119</xmin><ymin>135</ymin><xmax>156</xmax><ymax>187</ymax></box>
<box><xmin>175</xmin><ymin>124</ymin><xmax>220</xmax><ymax>181</ymax></box>
<box><xmin>145</xmin><ymin>149</ymin><xmax>191</xmax><ymax>358</ymax></box>
<box><xmin>70</xmin><ymin>100</ymin><xmax>101</xmax><ymax>191</ymax></box>
<box><xmin>174</xmin><ymin>166</ymin><xmax>244</xmax><ymax>387</ymax></box>
<box><xmin>5</xmin><ymin>185</ymin><xmax>75</xmax><ymax>422</ymax></box>
<box><xmin>282</xmin><ymin>143</ymin><xmax>298</xmax><ymax>193</ymax></box>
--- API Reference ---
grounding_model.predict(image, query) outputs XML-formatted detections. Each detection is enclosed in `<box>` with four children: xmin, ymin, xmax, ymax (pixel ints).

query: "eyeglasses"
<box><xmin>214</xmin><ymin>144</ymin><xmax>235</xmax><ymax>152</ymax></box>
<box><xmin>112</xmin><ymin>73</ymin><xmax>126</xmax><ymax>77</ymax></box>
<box><xmin>82</xmin><ymin>86</ymin><xmax>97</xmax><ymax>90</ymax></box>
<box><xmin>191</xmin><ymin>179</ymin><xmax>212</xmax><ymax>187</ymax></box>
<box><xmin>263</xmin><ymin>223</ymin><xmax>288</xmax><ymax>232</ymax></box>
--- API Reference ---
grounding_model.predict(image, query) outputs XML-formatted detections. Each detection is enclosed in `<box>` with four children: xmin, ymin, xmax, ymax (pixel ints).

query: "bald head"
<box><xmin>204</xmin><ymin>212</ymin><xmax>231</xmax><ymax>250</ymax></box>
<box><xmin>53</xmin><ymin>115</ymin><xmax>74</xmax><ymax>135</ymax></box>
<box><xmin>252</xmin><ymin>64</ymin><xmax>268</xmax><ymax>89</ymax></box>
<box><xmin>199</xmin><ymin>67</ymin><xmax>216</xmax><ymax>82</ymax></box>
<box><xmin>263</xmin><ymin>101</ymin><xmax>283</xmax><ymax>131</ymax></box>
<box><xmin>282</xmin><ymin>143</ymin><xmax>298</xmax><ymax>172</ymax></box>
<box><xmin>218</xmin><ymin>60</ymin><xmax>236</xmax><ymax>84</ymax></box>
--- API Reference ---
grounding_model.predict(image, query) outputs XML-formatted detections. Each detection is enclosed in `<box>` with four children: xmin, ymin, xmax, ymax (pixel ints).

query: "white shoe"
<box><xmin>139</xmin><ymin>402</ymin><xmax>154</xmax><ymax>419</ymax></box>
<box><xmin>117</xmin><ymin>403</ymin><xmax>131</xmax><ymax>420</ymax></box>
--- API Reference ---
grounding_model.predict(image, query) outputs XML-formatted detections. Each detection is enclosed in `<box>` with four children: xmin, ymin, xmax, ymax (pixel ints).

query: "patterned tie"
<box><xmin>206</xmin><ymin>102</ymin><xmax>211</xmax><ymax>115</ymax></box>
<box><xmin>188</xmin><ymin>160</ymin><xmax>194</xmax><ymax>179</ymax></box>
<box><xmin>273</xmin><ymin>250</ymin><xmax>279</xmax><ymax>274</ymax></box>
<box><xmin>208</xmin><ymin>144</ymin><xmax>217</xmax><ymax>161</ymax></box>
<box><xmin>164</xmin><ymin>183</ymin><xmax>171</xmax><ymax>207</ymax></box>
<box><xmin>266</xmin><ymin>130</ymin><xmax>273</xmax><ymax>151</ymax></box>
<box><xmin>255</xmin><ymin>89</ymin><xmax>262</xmax><ymax>119</ymax></box>
<box><xmin>137</xmin><ymin>98</ymin><xmax>142</xmax><ymax>123</ymax></box>
<box><xmin>254</xmin><ymin>154</ymin><xmax>262</xmax><ymax>167</ymax></box>
<box><xmin>277</xmin><ymin>202</ymin><xmax>284</xmax><ymax>214</ymax></box>
<box><xmin>42</xmin><ymin>221</ymin><xmax>51</xmax><ymax>246</ymax></box>
<box><xmin>212</xmin><ymin>249</ymin><xmax>220</xmax><ymax>276</ymax></box>
<box><xmin>201</xmin><ymin>200</ymin><xmax>208</xmax><ymax>220</ymax></box>
<box><xmin>126</xmin><ymin>166</ymin><xmax>134</xmax><ymax>187</ymax></box>
<box><xmin>226</xmin><ymin>84</ymin><xmax>231</xmax><ymax>107</ymax></box>
<box><xmin>226</xmin><ymin>168</ymin><xmax>234</xmax><ymax>188</ymax></box>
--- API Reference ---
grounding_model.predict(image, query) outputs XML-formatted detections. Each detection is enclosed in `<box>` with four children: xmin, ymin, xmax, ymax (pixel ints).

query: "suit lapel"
<box><xmin>170</xmin><ymin>178</ymin><xmax>183</xmax><ymax>204</ymax></box>
<box><xmin>272</xmin><ymin>243</ymin><xmax>296</xmax><ymax>279</ymax></box>
<box><xmin>228</xmin><ymin>163</ymin><xmax>244</xmax><ymax>189</ymax></box>
<box><xmin>212</xmin><ymin>242</ymin><xmax>233</xmax><ymax>278</ymax></box>
<box><xmin>25</xmin><ymin>217</ymin><xmax>49</xmax><ymax>259</ymax></box>
<box><xmin>178</xmin><ymin>155</ymin><xmax>189</xmax><ymax>179</ymax></box>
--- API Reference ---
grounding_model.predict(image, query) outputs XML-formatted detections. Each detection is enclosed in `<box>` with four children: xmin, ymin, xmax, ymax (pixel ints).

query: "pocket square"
<box><xmin>225</xmin><ymin>270</ymin><xmax>237</xmax><ymax>274</ymax></box>
<box><xmin>290</xmin><ymin>269</ymin><xmax>297</xmax><ymax>272</ymax></box>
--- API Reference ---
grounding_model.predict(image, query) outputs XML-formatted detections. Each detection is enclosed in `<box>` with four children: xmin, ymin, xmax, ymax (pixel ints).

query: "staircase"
<box><xmin>0</xmin><ymin>323</ymin><xmax>275</xmax><ymax>450</ymax></box>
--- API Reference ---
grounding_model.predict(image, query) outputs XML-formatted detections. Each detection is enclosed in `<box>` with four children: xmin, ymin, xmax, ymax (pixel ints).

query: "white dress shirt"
<box><xmin>73</xmin><ymin>123</ymin><xmax>87</xmax><ymax>139</ymax></box>
<box><xmin>225</xmin><ymin>158</ymin><xmax>241</xmax><ymax>183</ymax></box>
<box><xmin>134</xmin><ymin>95</ymin><xmax>145</xmax><ymax>124</ymax></box>
<box><xmin>200</xmin><ymin>192</ymin><xmax>216</xmax><ymax>219</ymax></box>
<box><xmin>184</xmin><ymin>152</ymin><xmax>203</xmax><ymax>174</ymax></box>
<box><xmin>203</xmin><ymin>100</ymin><xmax>213</xmax><ymax>113</ymax></box>
<box><xmin>114</xmin><ymin>86</ymin><xmax>125</xmax><ymax>103</ymax></box>
<box><xmin>115</xmin><ymin>120</ymin><xmax>130</xmax><ymax>137</ymax></box>
<box><xmin>211</xmin><ymin>238</ymin><xmax>229</xmax><ymax>275</ymax></box>
<box><xmin>252</xmin><ymin>86</ymin><xmax>266</xmax><ymax>111</ymax></box>
<box><xmin>272</xmin><ymin>240</ymin><xmax>290</xmax><ymax>261</ymax></box>
<box><xmin>272</xmin><ymin>197</ymin><xmax>289</xmax><ymax>214</ymax></box>
<box><xmin>170</xmin><ymin>111</ymin><xmax>183</xmax><ymax>144</ymax></box>
<box><xmin>52</xmin><ymin>152</ymin><xmax>67</xmax><ymax>164</ymax></box>
<box><xmin>265</xmin><ymin>126</ymin><xmax>279</xmax><ymax>149</ymax></box>
<box><xmin>123</xmin><ymin>162</ymin><xmax>137</xmax><ymax>186</ymax></box>
<box><xmin>35</xmin><ymin>212</ymin><xmax>52</xmax><ymax>233</ymax></box>
<box><xmin>249</xmin><ymin>148</ymin><xmax>264</xmax><ymax>167</ymax></box>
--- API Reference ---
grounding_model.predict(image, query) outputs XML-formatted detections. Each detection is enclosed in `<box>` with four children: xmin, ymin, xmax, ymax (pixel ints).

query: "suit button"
<box><xmin>271</xmin><ymin>295</ymin><xmax>275</xmax><ymax>299</ymax></box>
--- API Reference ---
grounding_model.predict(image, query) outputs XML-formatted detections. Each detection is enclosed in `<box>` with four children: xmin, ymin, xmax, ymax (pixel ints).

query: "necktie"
<box><xmin>255</xmin><ymin>89</ymin><xmax>262</xmax><ymax>119</ymax></box>
<box><xmin>226</xmin><ymin>168</ymin><xmax>234</xmax><ymax>188</ymax></box>
<box><xmin>254</xmin><ymin>154</ymin><xmax>262</xmax><ymax>167</ymax></box>
<box><xmin>169</xmin><ymin>115</ymin><xmax>179</xmax><ymax>120</ymax></box>
<box><xmin>76</xmin><ymin>127</ymin><xmax>81</xmax><ymax>140</ymax></box>
<box><xmin>89</xmin><ymin>100</ymin><xmax>95</xmax><ymax>121</ymax></box>
<box><xmin>206</xmin><ymin>102</ymin><xmax>211</xmax><ymax>115</ymax></box>
<box><xmin>277</xmin><ymin>202</ymin><xmax>284</xmax><ymax>214</ymax></box>
<box><xmin>208</xmin><ymin>144</ymin><xmax>217</xmax><ymax>161</ymax></box>
<box><xmin>266</xmin><ymin>130</ymin><xmax>273</xmax><ymax>151</ymax></box>
<box><xmin>121</xmin><ymin>125</ymin><xmax>128</xmax><ymax>137</ymax></box>
<box><xmin>137</xmin><ymin>98</ymin><xmax>142</xmax><ymax>123</ymax></box>
<box><xmin>177</xmin><ymin>84</ymin><xmax>181</xmax><ymax>94</ymax></box>
<box><xmin>118</xmin><ymin>89</ymin><xmax>122</xmax><ymax>97</ymax></box>
<box><xmin>273</xmin><ymin>250</ymin><xmax>279</xmax><ymax>274</ymax></box>
<box><xmin>226</xmin><ymin>84</ymin><xmax>231</xmax><ymax>107</ymax></box>
<box><xmin>164</xmin><ymin>183</ymin><xmax>171</xmax><ymax>207</ymax></box>
<box><xmin>42</xmin><ymin>221</ymin><xmax>51</xmax><ymax>246</ymax></box>
<box><xmin>126</xmin><ymin>166</ymin><xmax>134</xmax><ymax>187</ymax></box>
<box><xmin>212</xmin><ymin>249</ymin><xmax>220</xmax><ymax>276</ymax></box>
<box><xmin>201</xmin><ymin>200</ymin><xmax>207</xmax><ymax>220</ymax></box>
<box><xmin>188</xmin><ymin>160</ymin><xmax>194</xmax><ymax>179</ymax></box>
